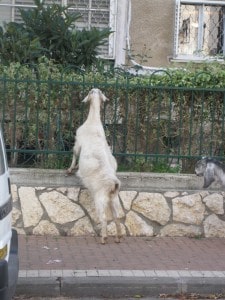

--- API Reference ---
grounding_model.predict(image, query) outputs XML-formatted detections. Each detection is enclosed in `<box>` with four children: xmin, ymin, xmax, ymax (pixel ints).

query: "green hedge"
<box><xmin>0</xmin><ymin>59</ymin><xmax>225</xmax><ymax>172</ymax></box>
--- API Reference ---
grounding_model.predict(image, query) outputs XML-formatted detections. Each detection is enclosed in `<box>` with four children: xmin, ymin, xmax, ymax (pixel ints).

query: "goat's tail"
<box><xmin>109</xmin><ymin>178</ymin><xmax>120</xmax><ymax>196</ymax></box>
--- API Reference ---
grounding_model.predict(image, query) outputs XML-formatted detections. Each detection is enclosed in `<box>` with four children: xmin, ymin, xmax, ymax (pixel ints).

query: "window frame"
<box><xmin>174</xmin><ymin>0</ymin><xmax>225</xmax><ymax>61</ymax></box>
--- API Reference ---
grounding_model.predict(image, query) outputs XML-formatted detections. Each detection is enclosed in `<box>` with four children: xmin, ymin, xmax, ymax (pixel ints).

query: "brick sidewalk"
<box><xmin>16</xmin><ymin>235</ymin><xmax>225</xmax><ymax>298</ymax></box>
<box><xmin>18</xmin><ymin>235</ymin><xmax>225</xmax><ymax>271</ymax></box>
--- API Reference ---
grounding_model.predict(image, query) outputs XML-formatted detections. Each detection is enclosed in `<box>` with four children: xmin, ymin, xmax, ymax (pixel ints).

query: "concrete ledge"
<box><xmin>10</xmin><ymin>168</ymin><xmax>81</xmax><ymax>188</ymax></box>
<box><xmin>9</xmin><ymin>168</ymin><xmax>210</xmax><ymax>191</ymax></box>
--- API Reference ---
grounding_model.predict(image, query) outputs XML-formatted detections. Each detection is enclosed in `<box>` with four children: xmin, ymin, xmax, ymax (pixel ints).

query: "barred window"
<box><xmin>0</xmin><ymin>0</ymin><xmax>117</xmax><ymax>58</ymax></box>
<box><xmin>174</xmin><ymin>0</ymin><xmax>225</xmax><ymax>60</ymax></box>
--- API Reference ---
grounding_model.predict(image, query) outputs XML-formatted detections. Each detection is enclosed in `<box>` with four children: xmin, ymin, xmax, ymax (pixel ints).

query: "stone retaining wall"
<box><xmin>10</xmin><ymin>169</ymin><xmax>225</xmax><ymax>238</ymax></box>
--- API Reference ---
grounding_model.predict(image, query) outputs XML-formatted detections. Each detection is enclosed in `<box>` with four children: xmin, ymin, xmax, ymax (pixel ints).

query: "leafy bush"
<box><xmin>0</xmin><ymin>60</ymin><xmax>225</xmax><ymax>172</ymax></box>
<box><xmin>118</xmin><ymin>157</ymin><xmax>181</xmax><ymax>173</ymax></box>
<box><xmin>0</xmin><ymin>0</ymin><xmax>111</xmax><ymax>67</ymax></box>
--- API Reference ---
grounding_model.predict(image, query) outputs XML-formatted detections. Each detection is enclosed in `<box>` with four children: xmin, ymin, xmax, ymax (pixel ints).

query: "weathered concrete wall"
<box><xmin>10</xmin><ymin>168</ymin><xmax>225</xmax><ymax>238</ymax></box>
<box><xmin>128</xmin><ymin>0</ymin><xmax>175</xmax><ymax>68</ymax></box>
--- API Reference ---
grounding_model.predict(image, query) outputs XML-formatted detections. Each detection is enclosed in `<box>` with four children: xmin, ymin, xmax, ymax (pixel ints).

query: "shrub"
<box><xmin>0</xmin><ymin>60</ymin><xmax>225</xmax><ymax>172</ymax></box>
<box><xmin>0</xmin><ymin>0</ymin><xmax>111</xmax><ymax>67</ymax></box>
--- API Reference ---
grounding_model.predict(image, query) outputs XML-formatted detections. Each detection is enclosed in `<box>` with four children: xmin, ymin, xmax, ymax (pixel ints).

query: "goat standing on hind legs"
<box><xmin>67</xmin><ymin>88</ymin><xmax>122</xmax><ymax>244</ymax></box>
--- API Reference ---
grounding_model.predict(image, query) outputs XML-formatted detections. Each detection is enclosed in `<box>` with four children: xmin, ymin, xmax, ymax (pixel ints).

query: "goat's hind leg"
<box><xmin>100</xmin><ymin>216</ymin><xmax>108</xmax><ymax>245</ymax></box>
<box><xmin>110</xmin><ymin>196</ymin><xmax>122</xmax><ymax>243</ymax></box>
<box><xmin>94</xmin><ymin>195</ymin><xmax>108</xmax><ymax>244</ymax></box>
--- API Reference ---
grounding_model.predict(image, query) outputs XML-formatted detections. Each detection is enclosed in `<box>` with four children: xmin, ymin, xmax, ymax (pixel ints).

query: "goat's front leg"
<box><xmin>67</xmin><ymin>142</ymin><xmax>80</xmax><ymax>175</ymax></box>
<box><xmin>67</xmin><ymin>155</ymin><xmax>77</xmax><ymax>175</ymax></box>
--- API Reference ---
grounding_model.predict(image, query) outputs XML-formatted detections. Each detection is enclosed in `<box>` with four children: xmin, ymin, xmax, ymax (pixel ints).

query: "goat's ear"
<box><xmin>101</xmin><ymin>92</ymin><xmax>109</xmax><ymax>102</ymax></box>
<box><xmin>82</xmin><ymin>95</ymin><xmax>89</xmax><ymax>103</ymax></box>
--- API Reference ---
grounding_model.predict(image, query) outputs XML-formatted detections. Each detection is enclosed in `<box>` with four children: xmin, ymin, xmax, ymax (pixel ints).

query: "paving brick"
<box><xmin>18</xmin><ymin>235</ymin><xmax>225</xmax><ymax>274</ymax></box>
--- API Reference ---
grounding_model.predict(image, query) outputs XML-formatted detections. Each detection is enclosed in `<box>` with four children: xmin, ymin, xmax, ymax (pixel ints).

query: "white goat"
<box><xmin>67</xmin><ymin>88</ymin><xmax>122</xmax><ymax>244</ymax></box>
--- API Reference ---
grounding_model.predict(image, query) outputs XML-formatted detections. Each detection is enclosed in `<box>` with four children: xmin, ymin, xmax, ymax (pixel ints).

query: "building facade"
<box><xmin>0</xmin><ymin>0</ymin><xmax>225</xmax><ymax>69</ymax></box>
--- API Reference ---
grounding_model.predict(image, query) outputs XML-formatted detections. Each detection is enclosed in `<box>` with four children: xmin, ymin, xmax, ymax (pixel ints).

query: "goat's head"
<box><xmin>195</xmin><ymin>157</ymin><xmax>217</xmax><ymax>188</ymax></box>
<box><xmin>195</xmin><ymin>157</ymin><xmax>208</xmax><ymax>177</ymax></box>
<box><xmin>82</xmin><ymin>88</ymin><xmax>108</xmax><ymax>105</ymax></box>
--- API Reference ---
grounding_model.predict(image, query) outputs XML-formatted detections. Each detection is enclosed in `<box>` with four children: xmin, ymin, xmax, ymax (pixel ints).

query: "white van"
<box><xmin>0</xmin><ymin>125</ymin><xmax>19</xmax><ymax>300</ymax></box>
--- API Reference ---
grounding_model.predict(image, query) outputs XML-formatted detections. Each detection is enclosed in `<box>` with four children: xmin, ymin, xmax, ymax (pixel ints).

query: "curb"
<box><xmin>15</xmin><ymin>270</ymin><xmax>225</xmax><ymax>298</ymax></box>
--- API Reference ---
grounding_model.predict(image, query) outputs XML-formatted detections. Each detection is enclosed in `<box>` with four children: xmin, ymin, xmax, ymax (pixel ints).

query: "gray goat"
<box><xmin>195</xmin><ymin>157</ymin><xmax>225</xmax><ymax>188</ymax></box>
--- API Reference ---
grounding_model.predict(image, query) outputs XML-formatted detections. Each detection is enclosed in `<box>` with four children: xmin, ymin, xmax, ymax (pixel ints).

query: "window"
<box><xmin>0</xmin><ymin>0</ymin><xmax>117</xmax><ymax>59</ymax></box>
<box><xmin>174</xmin><ymin>0</ymin><xmax>225</xmax><ymax>60</ymax></box>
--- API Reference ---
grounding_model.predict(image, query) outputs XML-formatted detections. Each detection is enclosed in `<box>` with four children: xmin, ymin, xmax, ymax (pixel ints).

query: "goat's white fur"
<box><xmin>67</xmin><ymin>88</ymin><xmax>122</xmax><ymax>244</ymax></box>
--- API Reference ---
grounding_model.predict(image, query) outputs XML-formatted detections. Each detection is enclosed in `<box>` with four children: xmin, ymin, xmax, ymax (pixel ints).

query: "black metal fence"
<box><xmin>1</xmin><ymin>68</ymin><xmax>225</xmax><ymax>173</ymax></box>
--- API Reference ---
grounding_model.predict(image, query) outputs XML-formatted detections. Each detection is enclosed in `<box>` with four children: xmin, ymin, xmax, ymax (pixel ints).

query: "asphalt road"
<box><xmin>13</xmin><ymin>296</ymin><xmax>225</xmax><ymax>300</ymax></box>
<box><xmin>13</xmin><ymin>297</ymin><xmax>165</xmax><ymax>300</ymax></box>
<box><xmin>13</xmin><ymin>296</ymin><xmax>167</xmax><ymax>300</ymax></box>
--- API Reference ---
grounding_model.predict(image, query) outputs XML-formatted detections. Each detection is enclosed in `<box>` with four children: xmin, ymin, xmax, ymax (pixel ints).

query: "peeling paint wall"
<box><xmin>128</xmin><ymin>0</ymin><xmax>175</xmax><ymax>68</ymax></box>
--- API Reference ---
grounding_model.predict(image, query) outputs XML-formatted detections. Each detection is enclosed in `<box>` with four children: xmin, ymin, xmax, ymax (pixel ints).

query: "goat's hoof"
<box><xmin>65</xmin><ymin>169</ymin><xmax>74</xmax><ymax>176</ymax></box>
<box><xmin>115</xmin><ymin>237</ymin><xmax>121</xmax><ymax>243</ymax></box>
<box><xmin>101</xmin><ymin>237</ymin><xmax>107</xmax><ymax>245</ymax></box>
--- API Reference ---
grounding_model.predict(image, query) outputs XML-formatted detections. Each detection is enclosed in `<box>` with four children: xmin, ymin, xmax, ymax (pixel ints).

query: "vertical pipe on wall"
<box><xmin>114</xmin><ymin>0</ymin><xmax>129</xmax><ymax>66</ymax></box>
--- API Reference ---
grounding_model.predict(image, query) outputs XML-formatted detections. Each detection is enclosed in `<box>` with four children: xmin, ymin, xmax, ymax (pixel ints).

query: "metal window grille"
<box><xmin>0</xmin><ymin>0</ymin><xmax>117</xmax><ymax>58</ymax></box>
<box><xmin>174</xmin><ymin>0</ymin><xmax>225</xmax><ymax>59</ymax></box>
